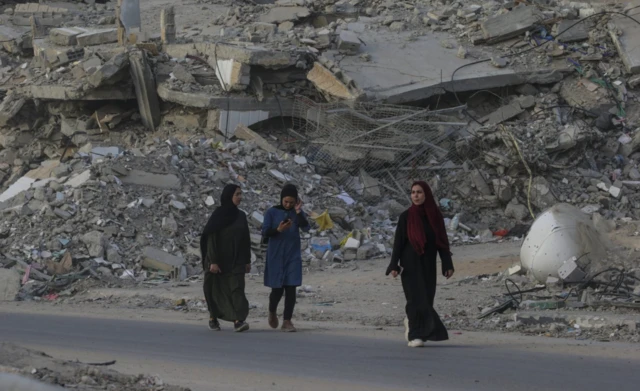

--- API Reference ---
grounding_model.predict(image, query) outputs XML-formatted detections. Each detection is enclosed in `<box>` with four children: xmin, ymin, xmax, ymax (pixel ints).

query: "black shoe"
<box><xmin>234</xmin><ymin>321</ymin><xmax>249</xmax><ymax>332</ymax></box>
<box><xmin>208</xmin><ymin>318</ymin><xmax>221</xmax><ymax>331</ymax></box>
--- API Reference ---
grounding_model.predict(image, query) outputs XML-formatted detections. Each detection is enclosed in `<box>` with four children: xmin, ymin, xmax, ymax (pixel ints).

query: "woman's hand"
<box><xmin>390</xmin><ymin>270</ymin><xmax>398</xmax><ymax>278</ymax></box>
<box><xmin>210</xmin><ymin>264</ymin><xmax>221</xmax><ymax>274</ymax></box>
<box><xmin>444</xmin><ymin>269</ymin><xmax>454</xmax><ymax>279</ymax></box>
<box><xmin>277</xmin><ymin>219</ymin><xmax>293</xmax><ymax>232</ymax></box>
<box><xmin>295</xmin><ymin>198</ymin><xmax>303</xmax><ymax>214</ymax></box>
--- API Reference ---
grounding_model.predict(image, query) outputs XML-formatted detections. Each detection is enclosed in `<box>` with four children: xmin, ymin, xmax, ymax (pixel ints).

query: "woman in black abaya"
<box><xmin>200</xmin><ymin>184</ymin><xmax>251</xmax><ymax>333</ymax></box>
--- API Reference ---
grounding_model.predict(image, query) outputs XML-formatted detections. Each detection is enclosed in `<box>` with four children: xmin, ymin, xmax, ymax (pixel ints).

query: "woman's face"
<box><xmin>232</xmin><ymin>188</ymin><xmax>243</xmax><ymax>206</ymax></box>
<box><xmin>282</xmin><ymin>196</ymin><xmax>296</xmax><ymax>210</ymax></box>
<box><xmin>411</xmin><ymin>185</ymin><xmax>426</xmax><ymax>206</ymax></box>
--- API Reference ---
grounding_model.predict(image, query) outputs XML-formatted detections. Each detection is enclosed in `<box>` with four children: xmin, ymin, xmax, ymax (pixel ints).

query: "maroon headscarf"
<box><xmin>407</xmin><ymin>181</ymin><xmax>450</xmax><ymax>256</ymax></box>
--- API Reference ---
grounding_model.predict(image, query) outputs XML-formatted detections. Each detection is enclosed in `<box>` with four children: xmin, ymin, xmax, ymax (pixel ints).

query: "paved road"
<box><xmin>1</xmin><ymin>312</ymin><xmax>638</xmax><ymax>391</ymax></box>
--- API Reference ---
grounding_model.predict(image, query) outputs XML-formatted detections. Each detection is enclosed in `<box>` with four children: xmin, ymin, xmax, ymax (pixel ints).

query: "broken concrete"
<box><xmin>259</xmin><ymin>7</ymin><xmax>310</xmax><ymax>24</ymax></box>
<box><xmin>76</xmin><ymin>28</ymin><xmax>118</xmax><ymax>47</ymax></box>
<box><xmin>0</xmin><ymin>25</ymin><xmax>32</xmax><ymax>54</ymax></box>
<box><xmin>119</xmin><ymin>170</ymin><xmax>180</xmax><ymax>189</ymax></box>
<box><xmin>307</xmin><ymin>62</ymin><xmax>359</xmax><ymax>100</ymax></box>
<box><xmin>88</xmin><ymin>52</ymin><xmax>130</xmax><ymax>88</ymax></box>
<box><xmin>325</xmin><ymin>29</ymin><xmax>568</xmax><ymax>104</ymax></box>
<box><xmin>234</xmin><ymin>124</ymin><xmax>280</xmax><ymax>154</ymax></box>
<box><xmin>0</xmin><ymin>269</ymin><xmax>20</xmax><ymax>301</ymax></box>
<box><xmin>0</xmin><ymin>95</ymin><xmax>26</xmax><ymax>126</ymax></box>
<box><xmin>163</xmin><ymin>43</ymin><xmax>293</xmax><ymax>68</ymax></box>
<box><xmin>129</xmin><ymin>50</ymin><xmax>160</xmax><ymax>131</ymax></box>
<box><xmin>555</xmin><ymin>20</ymin><xmax>589</xmax><ymax>43</ymax></box>
<box><xmin>481</xmin><ymin>6</ymin><xmax>542</xmax><ymax>44</ymax></box>
<box><xmin>161</xmin><ymin>6</ymin><xmax>176</xmax><ymax>44</ymax></box>
<box><xmin>49</xmin><ymin>27</ymin><xmax>88</xmax><ymax>46</ymax></box>
<box><xmin>338</xmin><ymin>30</ymin><xmax>361</xmax><ymax>53</ymax></box>
<box><xmin>24</xmin><ymin>85</ymin><xmax>135</xmax><ymax>101</ymax></box>
<box><xmin>610</xmin><ymin>13</ymin><xmax>640</xmax><ymax>74</ymax></box>
<box><xmin>215</xmin><ymin>59</ymin><xmax>251</xmax><ymax>91</ymax></box>
<box><xmin>32</xmin><ymin>39</ymin><xmax>84</xmax><ymax>68</ymax></box>
<box><xmin>480</xmin><ymin>102</ymin><xmax>525</xmax><ymax>125</ymax></box>
<box><xmin>142</xmin><ymin>246</ymin><xmax>185</xmax><ymax>272</ymax></box>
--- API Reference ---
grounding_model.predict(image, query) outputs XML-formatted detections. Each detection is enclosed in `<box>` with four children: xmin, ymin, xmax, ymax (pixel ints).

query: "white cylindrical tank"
<box><xmin>0</xmin><ymin>374</ymin><xmax>64</xmax><ymax>391</ymax></box>
<box><xmin>520</xmin><ymin>203</ymin><xmax>607</xmax><ymax>283</ymax></box>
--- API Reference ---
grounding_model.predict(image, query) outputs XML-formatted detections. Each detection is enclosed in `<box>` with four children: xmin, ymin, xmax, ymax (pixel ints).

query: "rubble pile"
<box><xmin>445</xmin><ymin>267</ymin><xmax>640</xmax><ymax>343</ymax></box>
<box><xmin>0</xmin><ymin>130</ymin><xmax>407</xmax><ymax>300</ymax></box>
<box><xmin>0</xmin><ymin>342</ymin><xmax>190</xmax><ymax>391</ymax></box>
<box><xmin>1</xmin><ymin>0</ymin><xmax>640</xmax><ymax>306</ymax></box>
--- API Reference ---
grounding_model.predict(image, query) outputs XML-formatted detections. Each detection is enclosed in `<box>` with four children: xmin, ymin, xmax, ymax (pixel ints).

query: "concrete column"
<box><xmin>161</xmin><ymin>6</ymin><xmax>176</xmax><ymax>44</ymax></box>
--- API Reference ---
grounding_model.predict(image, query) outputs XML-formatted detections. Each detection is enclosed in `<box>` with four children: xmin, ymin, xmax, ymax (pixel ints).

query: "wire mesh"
<box><xmin>291</xmin><ymin>95</ymin><xmax>473</xmax><ymax>200</ymax></box>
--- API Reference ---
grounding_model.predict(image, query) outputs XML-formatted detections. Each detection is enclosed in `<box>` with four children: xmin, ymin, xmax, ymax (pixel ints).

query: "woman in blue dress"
<box><xmin>262</xmin><ymin>184</ymin><xmax>310</xmax><ymax>332</ymax></box>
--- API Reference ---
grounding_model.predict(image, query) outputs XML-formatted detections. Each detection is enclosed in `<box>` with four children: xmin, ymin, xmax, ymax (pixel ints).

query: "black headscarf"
<box><xmin>200</xmin><ymin>184</ymin><xmax>240</xmax><ymax>262</ymax></box>
<box><xmin>274</xmin><ymin>183</ymin><xmax>298</xmax><ymax>210</ymax></box>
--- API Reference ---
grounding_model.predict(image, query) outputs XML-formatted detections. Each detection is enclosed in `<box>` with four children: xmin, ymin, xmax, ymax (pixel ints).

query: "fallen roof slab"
<box><xmin>163</xmin><ymin>43</ymin><xmax>293</xmax><ymax>68</ymax></box>
<box><xmin>19</xmin><ymin>85</ymin><xmax>135</xmax><ymax>100</ymax></box>
<box><xmin>610</xmin><ymin>9</ymin><xmax>640</xmax><ymax>74</ymax></box>
<box><xmin>325</xmin><ymin>30</ymin><xmax>570</xmax><ymax>104</ymax></box>
<box><xmin>157</xmin><ymin>84</ymin><xmax>293</xmax><ymax>115</ymax></box>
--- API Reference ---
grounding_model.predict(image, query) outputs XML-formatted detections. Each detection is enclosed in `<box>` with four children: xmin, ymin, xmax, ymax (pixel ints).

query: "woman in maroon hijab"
<box><xmin>386</xmin><ymin>181</ymin><xmax>455</xmax><ymax>347</ymax></box>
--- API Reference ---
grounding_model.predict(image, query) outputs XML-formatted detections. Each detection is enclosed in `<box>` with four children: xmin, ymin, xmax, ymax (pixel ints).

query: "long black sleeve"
<box><xmin>296</xmin><ymin>212</ymin><xmax>310</xmax><ymax>228</ymax></box>
<box><xmin>439</xmin><ymin>249</ymin><xmax>454</xmax><ymax>275</ymax></box>
<box><xmin>386</xmin><ymin>212</ymin><xmax>407</xmax><ymax>275</ymax></box>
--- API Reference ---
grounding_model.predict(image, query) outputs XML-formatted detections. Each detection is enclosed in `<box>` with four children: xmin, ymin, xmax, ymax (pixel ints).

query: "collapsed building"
<box><xmin>0</xmin><ymin>0</ymin><xmax>638</xmax><ymax>318</ymax></box>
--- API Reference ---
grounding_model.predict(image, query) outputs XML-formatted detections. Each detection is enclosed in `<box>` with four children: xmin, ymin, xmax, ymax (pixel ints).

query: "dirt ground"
<box><xmin>0</xmin><ymin>239</ymin><xmax>522</xmax><ymax>328</ymax></box>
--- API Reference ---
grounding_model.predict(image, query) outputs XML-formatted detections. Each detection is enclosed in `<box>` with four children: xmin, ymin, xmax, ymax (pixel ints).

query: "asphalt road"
<box><xmin>1</xmin><ymin>312</ymin><xmax>638</xmax><ymax>391</ymax></box>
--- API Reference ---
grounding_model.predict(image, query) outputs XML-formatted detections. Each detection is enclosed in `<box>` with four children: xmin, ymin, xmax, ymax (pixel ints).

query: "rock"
<box><xmin>491</xmin><ymin>56</ymin><xmax>508</xmax><ymax>68</ymax></box>
<box><xmin>337</xmin><ymin>30</ymin><xmax>361</xmax><ymax>53</ymax></box>
<box><xmin>356</xmin><ymin>244</ymin><xmax>376</xmax><ymax>260</ymax></box>
<box><xmin>0</xmin><ymin>268</ymin><xmax>20</xmax><ymax>301</ymax></box>
<box><xmin>169</xmin><ymin>200</ymin><xmax>187</xmax><ymax>210</ymax></box>
<box><xmin>162</xmin><ymin>214</ymin><xmax>178</xmax><ymax>234</ymax></box>
<box><xmin>457</xmin><ymin>46</ymin><xmax>468</xmax><ymax>59</ymax></box>
<box><xmin>530</xmin><ymin>177</ymin><xmax>556</xmax><ymax>209</ymax></box>
<box><xmin>328</xmin><ymin>206</ymin><xmax>348</xmax><ymax>221</ymax></box>
<box><xmin>82</xmin><ymin>231</ymin><xmax>107</xmax><ymax>258</ymax></box>
<box><xmin>389</xmin><ymin>22</ymin><xmax>406</xmax><ymax>31</ymax></box>
<box><xmin>250</xmin><ymin>211</ymin><xmax>264</xmax><ymax>227</ymax></box>
<box><xmin>492</xmin><ymin>179</ymin><xmax>512</xmax><ymax>203</ymax></box>
<box><xmin>505</xmin><ymin>202</ymin><xmax>529</xmax><ymax>221</ymax></box>
<box><xmin>344</xmin><ymin>237</ymin><xmax>360</xmax><ymax>249</ymax></box>
<box><xmin>106</xmin><ymin>247</ymin><xmax>122</xmax><ymax>263</ymax></box>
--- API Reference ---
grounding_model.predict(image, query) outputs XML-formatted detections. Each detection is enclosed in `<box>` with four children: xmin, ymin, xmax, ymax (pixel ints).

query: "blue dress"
<box><xmin>262</xmin><ymin>207</ymin><xmax>310</xmax><ymax>288</ymax></box>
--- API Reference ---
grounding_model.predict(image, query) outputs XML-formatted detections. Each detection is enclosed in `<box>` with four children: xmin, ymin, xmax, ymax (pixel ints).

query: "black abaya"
<box><xmin>386</xmin><ymin>210</ymin><xmax>453</xmax><ymax>341</ymax></box>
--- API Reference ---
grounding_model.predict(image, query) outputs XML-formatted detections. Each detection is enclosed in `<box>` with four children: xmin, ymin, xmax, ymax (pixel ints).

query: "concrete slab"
<box><xmin>24</xmin><ymin>85</ymin><xmax>135</xmax><ymax>101</ymax></box>
<box><xmin>130</xmin><ymin>51</ymin><xmax>161</xmax><ymax>131</ymax></box>
<box><xmin>481</xmin><ymin>6</ymin><xmax>542</xmax><ymax>44</ymax></box>
<box><xmin>76</xmin><ymin>28</ymin><xmax>118</xmax><ymax>47</ymax></box>
<box><xmin>307</xmin><ymin>62</ymin><xmax>359</xmax><ymax>100</ymax></box>
<box><xmin>0</xmin><ymin>25</ymin><xmax>31</xmax><ymax>54</ymax></box>
<box><xmin>157</xmin><ymin>84</ymin><xmax>294</xmax><ymax>116</ymax></box>
<box><xmin>142</xmin><ymin>247</ymin><xmax>185</xmax><ymax>272</ymax></box>
<box><xmin>33</xmin><ymin>39</ymin><xmax>84</xmax><ymax>68</ymax></box>
<box><xmin>610</xmin><ymin>10</ymin><xmax>640</xmax><ymax>74</ymax></box>
<box><xmin>555</xmin><ymin>20</ymin><xmax>589</xmax><ymax>43</ymax></box>
<box><xmin>163</xmin><ymin>43</ymin><xmax>293</xmax><ymax>68</ymax></box>
<box><xmin>0</xmin><ymin>177</ymin><xmax>35</xmax><ymax>203</ymax></box>
<box><xmin>0</xmin><ymin>269</ymin><xmax>20</xmax><ymax>301</ymax></box>
<box><xmin>259</xmin><ymin>7</ymin><xmax>310</xmax><ymax>24</ymax></box>
<box><xmin>325</xmin><ymin>29</ymin><xmax>568</xmax><ymax>104</ymax></box>
<box><xmin>0</xmin><ymin>95</ymin><xmax>26</xmax><ymax>126</ymax></box>
<box><xmin>49</xmin><ymin>27</ymin><xmax>89</xmax><ymax>46</ymax></box>
<box><xmin>119</xmin><ymin>170</ymin><xmax>180</xmax><ymax>189</ymax></box>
